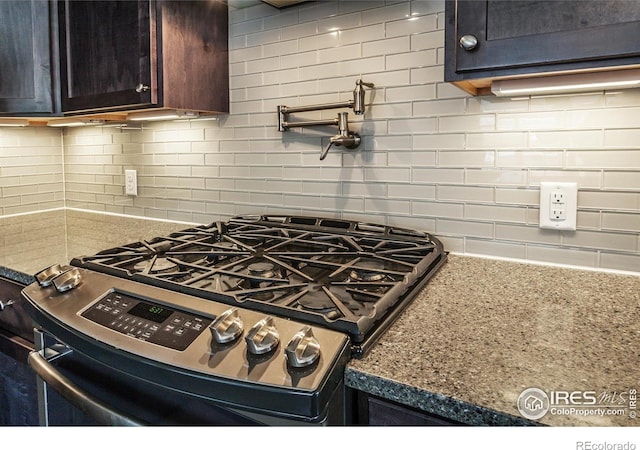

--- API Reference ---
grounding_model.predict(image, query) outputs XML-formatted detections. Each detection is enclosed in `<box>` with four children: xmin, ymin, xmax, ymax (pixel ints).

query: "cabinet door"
<box><xmin>0</xmin><ymin>278</ymin><xmax>32</xmax><ymax>342</ymax></box>
<box><xmin>59</xmin><ymin>0</ymin><xmax>156</xmax><ymax>112</ymax></box>
<box><xmin>445</xmin><ymin>0</ymin><xmax>640</xmax><ymax>82</ymax></box>
<box><xmin>0</xmin><ymin>0</ymin><xmax>56</xmax><ymax>114</ymax></box>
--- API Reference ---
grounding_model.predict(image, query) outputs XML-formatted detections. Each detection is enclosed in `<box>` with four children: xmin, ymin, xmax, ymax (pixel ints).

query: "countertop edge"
<box><xmin>344</xmin><ymin>367</ymin><xmax>539</xmax><ymax>426</ymax></box>
<box><xmin>0</xmin><ymin>266</ymin><xmax>33</xmax><ymax>286</ymax></box>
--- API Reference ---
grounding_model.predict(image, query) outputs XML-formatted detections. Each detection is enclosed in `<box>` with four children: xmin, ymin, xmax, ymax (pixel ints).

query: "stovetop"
<box><xmin>70</xmin><ymin>215</ymin><xmax>447</xmax><ymax>356</ymax></box>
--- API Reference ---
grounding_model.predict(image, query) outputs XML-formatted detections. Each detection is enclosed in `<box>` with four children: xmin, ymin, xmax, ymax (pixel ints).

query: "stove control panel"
<box><xmin>23</xmin><ymin>267</ymin><xmax>352</xmax><ymax>400</ymax></box>
<box><xmin>81</xmin><ymin>291</ymin><xmax>212</xmax><ymax>351</ymax></box>
<box><xmin>81</xmin><ymin>291</ymin><xmax>325</xmax><ymax>369</ymax></box>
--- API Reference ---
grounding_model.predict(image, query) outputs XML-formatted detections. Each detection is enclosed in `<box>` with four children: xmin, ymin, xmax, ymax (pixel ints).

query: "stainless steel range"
<box><xmin>22</xmin><ymin>215</ymin><xmax>446</xmax><ymax>425</ymax></box>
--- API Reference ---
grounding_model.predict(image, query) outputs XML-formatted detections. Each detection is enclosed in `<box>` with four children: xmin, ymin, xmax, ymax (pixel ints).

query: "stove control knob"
<box><xmin>52</xmin><ymin>268</ymin><xmax>82</xmax><ymax>293</ymax></box>
<box><xmin>245</xmin><ymin>316</ymin><xmax>279</xmax><ymax>355</ymax></box>
<box><xmin>210</xmin><ymin>308</ymin><xmax>244</xmax><ymax>344</ymax></box>
<box><xmin>285</xmin><ymin>326</ymin><xmax>321</xmax><ymax>368</ymax></box>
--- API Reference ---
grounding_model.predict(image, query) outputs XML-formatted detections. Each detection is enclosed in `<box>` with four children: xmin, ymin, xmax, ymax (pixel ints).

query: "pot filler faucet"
<box><xmin>277</xmin><ymin>79</ymin><xmax>374</xmax><ymax>160</ymax></box>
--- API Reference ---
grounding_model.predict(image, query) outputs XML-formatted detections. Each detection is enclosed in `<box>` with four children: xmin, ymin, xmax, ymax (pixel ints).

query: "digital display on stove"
<box><xmin>128</xmin><ymin>302</ymin><xmax>173</xmax><ymax>323</ymax></box>
<box><xmin>81</xmin><ymin>291</ymin><xmax>212</xmax><ymax>351</ymax></box>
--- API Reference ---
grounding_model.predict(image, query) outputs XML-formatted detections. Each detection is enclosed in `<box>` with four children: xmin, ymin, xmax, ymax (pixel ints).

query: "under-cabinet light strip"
<box><xmin>491</xmin><ymin>69</ymin><xmax>640</xmax><ymax>97</ymax></box>
<box><xmin>0</xmin><ymin>119</ymin><xmax>29</xmax><ymax>127</ymax></box>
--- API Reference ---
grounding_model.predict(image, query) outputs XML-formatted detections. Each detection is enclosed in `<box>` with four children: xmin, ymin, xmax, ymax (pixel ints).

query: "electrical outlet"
<box><xmin>539</xmin><ymin>182</ymin><xmax>577</xmax><ymax>230</ymax></box>
<box><xmin>125</xmin><ymin>169</ymin><xmax>138</xmax><ymax>196</ymax></box>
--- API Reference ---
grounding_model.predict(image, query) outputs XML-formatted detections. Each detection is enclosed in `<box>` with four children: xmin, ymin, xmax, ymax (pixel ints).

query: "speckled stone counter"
<box><xmin>346</xmin><ymin>254</ymin><xmax>640</xmax><ymax>426</ymax></box>
<box><xmin>0</xmin><ymin>209</ymin><xmax>190</xmax><ymax>284</ymax></box>
<box><xmin>3</xmin><ymin>213</ymin><xmax>638</xmax><ymax>427</ymax></box>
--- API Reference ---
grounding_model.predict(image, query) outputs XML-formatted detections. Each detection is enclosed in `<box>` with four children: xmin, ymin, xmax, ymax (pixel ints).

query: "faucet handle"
<box><xmin>357</xmin><ymin>79</ymin><xmax>374</xmax><ymax>88</ymax></box>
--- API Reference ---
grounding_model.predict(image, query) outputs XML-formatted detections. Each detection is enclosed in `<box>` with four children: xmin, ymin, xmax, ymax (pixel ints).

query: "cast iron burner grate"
<box><xmin>71</xmin><ymin>215</ymin><xmax>447</xmax><ymax>356</ymax></box>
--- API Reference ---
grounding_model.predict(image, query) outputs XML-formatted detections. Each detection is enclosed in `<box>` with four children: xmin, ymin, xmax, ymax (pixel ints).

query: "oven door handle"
<box><xmin>28</xmin><ymin>349</ymin><xmax>145</xmax><ymax>426</ymax></box>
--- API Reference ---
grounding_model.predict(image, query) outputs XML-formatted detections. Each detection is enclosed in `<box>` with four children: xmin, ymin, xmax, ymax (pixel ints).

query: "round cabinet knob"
<box><xmin>285</xmin><ymin>326</ymin><xmax>321</xmax><ymax>368</ymax></box>
<box><xmin>210</xmin><ymin>308</ymin><xmax>244</xmax><ymax>344</ymax></box>
<box><xmin>459</xmin><ymin>34</ymin><xmax>478</xmax><ymax>51</ymax></box>
<box><xmin>245</xmin><ymin>316</ymin><xmax>280</xmax><ymax>355</ymax></box>
<box><xmin>135</xmin><ymin>83</ymin><xmax>150</xmax><ymax>93</ymax></box>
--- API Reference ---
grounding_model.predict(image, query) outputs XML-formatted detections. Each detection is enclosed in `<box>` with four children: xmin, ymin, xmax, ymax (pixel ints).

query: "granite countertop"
<box><xmin>346</xmin><ymin>254</ymin><xmax>640</xmax><ymax>426</ymax></box>
<box><xmin>2</xmin><ymin>211</ymin><xmax>638</xmax><ymax>426</ymax></box>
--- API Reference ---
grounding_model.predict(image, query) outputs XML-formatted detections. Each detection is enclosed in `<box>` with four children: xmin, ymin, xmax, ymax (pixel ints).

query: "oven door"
<box><xmin>29</xmin><ymin>328</ymin><xmax>262</xmax><ymax>426</ymax></box>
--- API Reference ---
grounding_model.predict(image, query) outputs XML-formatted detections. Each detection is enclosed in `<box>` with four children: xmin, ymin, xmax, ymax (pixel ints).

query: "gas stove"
<box><xmin>22</xmin><ymin>215</ymin><xmax>446</xmax><ymax>425</ymax></box>
<box><xmin>69</xmin><ymin>215</ymin><xmax>446</xmax><ymax>356</ymax></box>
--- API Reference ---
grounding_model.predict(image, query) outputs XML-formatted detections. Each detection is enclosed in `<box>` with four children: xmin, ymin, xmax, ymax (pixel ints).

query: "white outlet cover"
<box><xmin>539</xmin><ymin>182</ymin><xmax>577</xmax><ymax>230</ymax></box>
<box><xmin>125</xmin><ymin>169</ymin><xmax>138</xmax><ymax>196</ymax></box>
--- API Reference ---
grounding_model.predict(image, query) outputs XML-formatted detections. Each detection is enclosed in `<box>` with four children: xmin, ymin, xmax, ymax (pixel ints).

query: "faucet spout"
<box><xmin>320</xmin><ymin>112</ymin><xmax>361</xmax><ymax>160</ymax></box>
<box><xmin>320</xmin><ymin>141</ymin><xmax>334</xmax><ymax>161</ymax></box>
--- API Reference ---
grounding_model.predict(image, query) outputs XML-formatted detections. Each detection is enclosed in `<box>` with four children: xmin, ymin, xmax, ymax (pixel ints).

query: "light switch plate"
<box><xmin>539</xmin><ymin>182</ymin><xmax>577</xmax><ymax>230</ymax></box>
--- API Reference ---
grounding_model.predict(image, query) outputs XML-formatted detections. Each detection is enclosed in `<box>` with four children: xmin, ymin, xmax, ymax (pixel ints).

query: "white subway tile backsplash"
<box><xmin>437</xmin><ymin>185</ymin><xmax>494</xmax><ymax>203</ymax></box>
<box><xmin>337</xmin><ymin>23</ymin><xmax>385</xmax><ymax>46</ymax></box>
<box><xmin>529</xmin><ymin>169</ymin><xmax>602</xmax><ymax>188</ymax></box>
<box><xmin>363</xmin><ymin>36</ymin><xmax>410</xmax><ymax>58</ymax></box>
<box><xmin>317</xmin><ymin>11</ymin><xmax>360</xmax><ymax>33</ymax></box>
<box><xmin>438</xmin><ymin>150</ymin><xmax>494</xmax><ymax>167</ymax></box>
<box><xmin>529</xmin><ymin>130</ymin><xmax>603</xmax><ymax>149</ymax></box>
<box><xmin>599</xmin><ymin>251</ymin><xmax>640</xmax><ymax>273</ymax></box>
<box><xmin>465</xmin><ymin>238</ymin><xmax>527</xmax><ymax>260</ymax></box>
<box><xmin>387</xmin><ymin>117</ymin><xmax>436</xmax><ymax>134</ymax></box>
<box><xmin>567</xmin><ymin>150</ymin><xmax>640</xmax><ymax>169</ymax></box>
<box><xmin>464</xmin><ymin>204</ymin><xmax>528</xmax><ymax>223</ymax></box>
<box><xmin>568</xmin><ymin>107</ymin><xmax>640</xmax><ymax>131</ymax></box>
<box><xmin>388</xmin><ymin>183</ymin><xmax>435</xmax><ymax>199</ymax></box>
<box><xmin>385</xmin><ymin>14</ymin><xmax>438</xmax><ymax>38</ymax></box>
<box><xmin>496</xmin><ymin>111</ymin><xmax>564</xmax><ymax>131</ymax></box>
<box><xmin>604</xmin><ymin>129</ymin><xmax>640</xmax><ymax>148</ymax></box>
<box><xmin>494</xmin><ymin>187</ymin><xmax>538</xmax><ymax>205</ymax></box>
<box><xmin>386</xmin><ymin>50</ymin><xmax>437</xmax><ymax>72</ymax></box>
<box><xmin>436</xmin><ymin>218</ymin><xmax>494</xmax><ymax>238</ymax></box>
<box><xmin>603</xmin><ymin>171</ymin><xmax>640</xmax><ymax>190</ymax></box>
<box><xmin>579</xmin><ymin>191</ymin><xmax>640</xmax><ymax>211</ymax></box>
<box><xmin>413</xmin><ymin>168</ymin><xmax>463</xmax><ymax>184</ymax></box>
<box><xmin>412</xmin><ymin>200</ymin><xmax>464</xmax><ymax>219</ymax></box>
<box><xmin>413</xmin><ymin>98</ymin><xmax>463</xmax><ymax>116</ymax></box>
<box><xmin>412</xmin><ymin>133</ymin><xmax>464</xmax><ymax>150</ymax></box>
<box><xmin>526</xmin><ymin>245</ymin><xmax>599</xmax><ymax>268</ymax></box>
<box><xmin>411</xmin><ymin>30</ymin><xmax>444</xmax><ymax>52</ymax></box>
<box><xmin>0</xmin><ymin>0</ymin><xmax>631</xmax><ymax>273</ymax></box>
<box><xmin>602</xmin><ymin>211</ymin><xmax>640</xmax><ymax>232</ymax></box>
<box><xmin>495</xmin><ymin>224</ymin><xmax>561</xmax><ymax>246</ymax></box>
<box><xmin>438</xmin><ymin>114</ymin><xmax>496</xmax><ymax>133</ymax></box>
<box><xmin>496</xmin><ymin>150</ymin><xmax>564</xmax><ymax>168</ymax></box>
<box><xmin>362</xmin><ymin>2</ymin><xmax>409</xmax><ymax>25</ymax></box>
<box><xmin>468</xmin><ymin>170</ymin><xmax>528</xmax><ymax>187</ymax></box>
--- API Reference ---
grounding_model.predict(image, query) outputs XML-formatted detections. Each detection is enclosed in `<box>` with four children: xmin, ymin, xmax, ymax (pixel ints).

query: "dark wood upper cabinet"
<box><xmin>445</xmin><ymin>0</ymin><xmax>640</xmax><ymax>95</ymax></box>
<box><xmin>0</xmin><ymin>0</ymin><xmax>59</xmax><ymax>115</ymax></box>
<box><xmin>59</xmin><ymin>0</ymin><xmax>229</xmax><ymax>114</ymax></box>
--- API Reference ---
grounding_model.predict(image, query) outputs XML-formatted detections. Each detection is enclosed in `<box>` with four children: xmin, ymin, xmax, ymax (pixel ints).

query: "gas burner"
<box><xmin>298</xmin><ymin>296</ymin><xmax>334</xmax><ymax>311</ymax></box>
<box><xmin>248</xmin><ymin>262</ymin><xmax>275</xmax><ymax>278</ymax></box>
<box><xmin>215</xmin><ymin>241</ymin><xmax>239</xmax><ymax>249</ymax></box>
<box><xmin>349</xmin><ymin>260</ymin><xmax>387</xmax><ymax>282</ymax></box>
<box><xmin>134</xmin><ymin>258</ymin><xmax>179</xmax><ymax>274</ymax></box>
<box><xmin>243</xmin><ymin>261</ymin><xmax>279</xmax><ymax>301</ymax></box>
<box><xmin>298</xmin><ymin>285</ymin><xmax>338</xmax><ymax>315</ymax></box>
